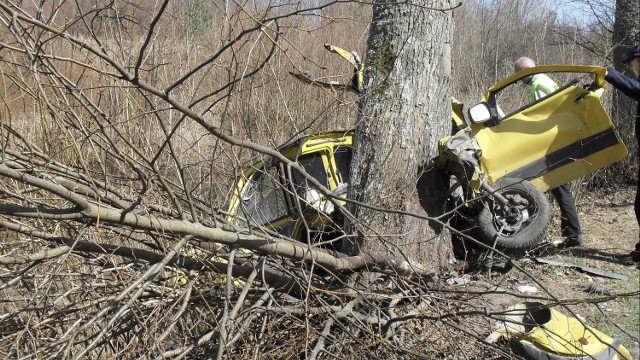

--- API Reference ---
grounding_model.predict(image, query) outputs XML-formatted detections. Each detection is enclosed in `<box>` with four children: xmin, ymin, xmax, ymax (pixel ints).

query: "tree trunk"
<box><xmin>611</xmin><ymin>0</ymin><xmax>640</xmax><ymax>177</ymax></box>
<box><xmin>346</xmin><ymin>0</ymin><xmax>454</xmax><ymax>271</ymax></box>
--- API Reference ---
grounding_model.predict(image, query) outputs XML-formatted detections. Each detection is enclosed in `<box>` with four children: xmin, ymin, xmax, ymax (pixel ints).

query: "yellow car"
<box><xmin>443</xmin><ymin>65</ymin><xmax>627</xmax><ymax>252</ymax></box>
<box><xmin>227</xmin><ymin>130</ymin><xmax>353</xmax><ymax>250</ymax></box>
<box><xmin>228</xmin><ymin>45</ymin><xmax>627</xmax><ymax>254</ymax></box>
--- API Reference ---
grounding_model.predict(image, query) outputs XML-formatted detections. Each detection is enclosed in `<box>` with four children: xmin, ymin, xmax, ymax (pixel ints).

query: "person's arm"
<box><xmin>534</xmin><ymin>88</ymin><xmax>549</xmax><ymax>101</ymax></box>
<box><xmin>604</xmin><ymin>68</ymin><xmax>640</xmax><ymax>101</ymax></box>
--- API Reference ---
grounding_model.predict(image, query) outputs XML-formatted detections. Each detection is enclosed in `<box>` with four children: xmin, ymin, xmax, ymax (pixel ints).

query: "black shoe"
<box><xmin>620</xmin><ymin>251</ymin><xmax>640</xmax><ymax>265</ymax></box>
<box><xmin>557</xmin><ymin>235</ymin><xmax>584</xmax><ymax>249</ymax></box>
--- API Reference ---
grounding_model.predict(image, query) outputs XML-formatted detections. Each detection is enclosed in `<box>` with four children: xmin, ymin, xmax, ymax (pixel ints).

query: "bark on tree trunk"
<box><xmin>346</xmin><ymin>0</ymin><xmax>455</xmax><ymax>271</ymax></box>
<box><xmin>612</xmin><ymin>0</ymin><xmax>640</xmax><ymax>170</ymax></box>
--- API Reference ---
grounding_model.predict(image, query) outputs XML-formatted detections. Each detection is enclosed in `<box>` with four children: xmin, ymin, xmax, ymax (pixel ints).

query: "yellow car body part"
<box><xmin>227</xmin><ymin>130</ymin><xmax>353</xmax><ymax>241</ymax></box>
<box><xmin>471</xmin><ymin>65</ymin><xmax>627</xmax><ymax>191</ymax></box>
<box><xmin>488</xmin><ymin>302</ymin><xmax>631</xmax><ymax>360</ymax></box>
<box><xmin>516</xmin><ymin>307</ymin><xmax>631</xmax><ymax>359</ymax></box>
<box><xmin>323</xmin><ymin>43</ymin><xmax>363</xmax><ymax>92</ymax></box>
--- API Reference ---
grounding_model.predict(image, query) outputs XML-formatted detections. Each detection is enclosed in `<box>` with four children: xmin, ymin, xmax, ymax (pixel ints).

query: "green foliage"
<box><xmin>369</xmin><ymin>41</ymin><xmax>394</xmax><ymax>96</ymax></box>
<box><xmin>182</xmin><ymin>0</ymin><xmax>214</xmax><ymax>37</ymax></box>
<box><xmin>253</xmin><ymin>7</ymin><xmax>268</xmax><ymax>21</ymax></box>
<box><xmin>591</xmin><ymin>294</ymin><xmax>639</xmax><ymax>352</ymax></box>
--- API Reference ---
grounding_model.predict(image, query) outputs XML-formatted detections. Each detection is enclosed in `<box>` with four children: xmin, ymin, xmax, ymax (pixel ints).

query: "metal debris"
<box><xmin>533</xmin><ymin>258</ymin><xmax>628</xmax><ymax>280</ymax></box>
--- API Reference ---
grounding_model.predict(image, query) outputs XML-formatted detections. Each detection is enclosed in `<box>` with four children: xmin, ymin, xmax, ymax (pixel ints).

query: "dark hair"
<box><xmin>623</xmin><ymin>43</ymin><xmax>640</xmax><ymax>64</ymax></box>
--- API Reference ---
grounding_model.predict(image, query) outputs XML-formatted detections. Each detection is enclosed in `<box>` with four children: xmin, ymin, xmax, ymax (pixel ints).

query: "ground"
<box><xmin>460</xmin><ymin>185</ymin><xmax>640</xmax><ymax>358</ymax></box>
<box><xmin>544</xmin><ymin>185</ymin><xmax>639</xmax><ymax>356</ymax></box>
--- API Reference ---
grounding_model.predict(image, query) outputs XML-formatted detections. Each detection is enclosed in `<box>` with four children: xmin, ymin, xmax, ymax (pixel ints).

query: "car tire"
<box><xmin>475</xmin><ymin>177</ymin><xmax>550</xmax><ymax>253</ymax></box>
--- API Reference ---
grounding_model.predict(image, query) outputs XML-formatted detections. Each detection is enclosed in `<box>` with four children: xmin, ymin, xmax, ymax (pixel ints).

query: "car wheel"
<box><xmin>475</xmin><ymin>177</ymin><xmax>550</xmax><ymax>253</ymax></box>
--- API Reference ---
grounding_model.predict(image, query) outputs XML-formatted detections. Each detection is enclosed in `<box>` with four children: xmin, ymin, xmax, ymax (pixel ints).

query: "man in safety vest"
<box><xmin>514</xmin><ymin>56</ymin><xmax>584</xmax><ymax>248</ymax></box>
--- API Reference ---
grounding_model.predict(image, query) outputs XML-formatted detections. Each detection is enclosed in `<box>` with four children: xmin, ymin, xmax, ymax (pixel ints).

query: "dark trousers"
<box><xmin>635</xmin><ymin>168</ymin><xmax>640</xmax><ymax>247</ymax></box>
<box><xmin>634</xmin><ymin>168</ymin><xmax>640</xmax><ymax>252</ymax></box>
<box><xmin>551</xmin><ymin>183</ymin><xmax>582</xmax><ymax>238</ymax></box>
<box><xmin>636</xmin><ymin>168</ymin><xmax>640</xmax><ymax>227</ymax></box>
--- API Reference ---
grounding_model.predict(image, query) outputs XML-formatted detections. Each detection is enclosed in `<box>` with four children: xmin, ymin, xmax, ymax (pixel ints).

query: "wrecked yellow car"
<box><xmin>227</xmin><ymin>45</ymin><xmax>627</xmax><ymax>254</ymax></box>
<box><xmin>227</xmin><ymin>130</ymin><xmax>353</xmax><ymax>249</ymax></box>
<box><xmin>442</xmin><ymin>65</ymin><xmax>627</xmax><ymax>252</ymax></box>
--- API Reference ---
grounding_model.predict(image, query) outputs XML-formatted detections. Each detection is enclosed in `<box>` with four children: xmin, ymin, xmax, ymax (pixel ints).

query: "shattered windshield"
<box><xmin>236</xmin><ymin>165</ymin><xmax>289</xmax><ymax>227</ymax></box>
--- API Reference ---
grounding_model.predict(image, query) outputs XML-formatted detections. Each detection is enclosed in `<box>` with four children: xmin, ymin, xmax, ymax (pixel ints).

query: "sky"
<box><xmin>551</xmin><ymin>0</ymin><xmax>615</xmax><ymax>26</ymax></box>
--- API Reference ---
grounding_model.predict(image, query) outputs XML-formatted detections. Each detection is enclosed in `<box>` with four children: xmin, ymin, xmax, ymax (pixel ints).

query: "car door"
<box><xmin>470</xmin><ymin>65</ymin><xmax>628</xmax><ymax>191</ymax></box>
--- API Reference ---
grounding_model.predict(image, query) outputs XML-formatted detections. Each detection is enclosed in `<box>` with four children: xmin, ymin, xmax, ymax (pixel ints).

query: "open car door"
<box><xmin>468</xmin><ymin>65</ymin><xmax>628</xmax><ymax>191</ymax></box>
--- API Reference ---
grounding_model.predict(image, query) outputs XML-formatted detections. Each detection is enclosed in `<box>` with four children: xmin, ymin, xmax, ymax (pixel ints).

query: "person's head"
<box><xmin>623</xmin><ymin>43</ymin><xmax>640</xmax><ymax>77</ymax></box>
<box><xmin>514</xmin><ymin>57</ymin><xmax>536</xmax><ymax>84</ymax></box>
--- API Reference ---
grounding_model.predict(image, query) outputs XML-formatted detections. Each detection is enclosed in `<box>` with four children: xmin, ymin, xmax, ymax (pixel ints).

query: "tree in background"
<box><xmin>611</xmin><ymin>0</ymin><xmax>640</xmax><ymax>167</ymax></box>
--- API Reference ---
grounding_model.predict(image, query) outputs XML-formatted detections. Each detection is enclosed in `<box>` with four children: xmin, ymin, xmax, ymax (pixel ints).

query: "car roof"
<box><xmin>277</xmin><ymin>129</ymin><xmax>354</xmax><ymax>153</ymax></box>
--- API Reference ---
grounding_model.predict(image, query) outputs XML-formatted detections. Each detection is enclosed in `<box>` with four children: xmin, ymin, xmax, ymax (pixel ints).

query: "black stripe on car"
<box><xmin>504</xmin><ymin>128</ymin><xmax>620</xmax><ymax>180</ymax></box>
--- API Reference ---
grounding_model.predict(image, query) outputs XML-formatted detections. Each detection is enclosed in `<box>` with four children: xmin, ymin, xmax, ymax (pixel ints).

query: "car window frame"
<box><xmin>468</xmin><ymin>66</ymin><xmax>624</xmax><ymax>190</ymax></box>
<box><xmin>486</xmin><ymin>76</ymin><xmax>582</xmax><ymax>123</ymax></box>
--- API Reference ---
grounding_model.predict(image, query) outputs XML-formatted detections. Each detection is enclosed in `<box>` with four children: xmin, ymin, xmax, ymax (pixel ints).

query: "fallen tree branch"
<box><xmin>0</xmin><ymin>163</ymin><xmax>435</xmax><ymax>278</ymax></box>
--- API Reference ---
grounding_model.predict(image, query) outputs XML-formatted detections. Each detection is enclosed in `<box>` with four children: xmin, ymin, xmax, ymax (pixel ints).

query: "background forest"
<box><xmin>0</xmin><ymin>0</ymin><xmax>638</xmax><ymax>359</ymax></box>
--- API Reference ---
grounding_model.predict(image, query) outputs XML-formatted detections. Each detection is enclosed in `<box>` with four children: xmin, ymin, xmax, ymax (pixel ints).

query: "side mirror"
<box><xmin>468</xmin><ymin>102</ymin><xmax>493</xmax><ymax>124</ymax></box>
